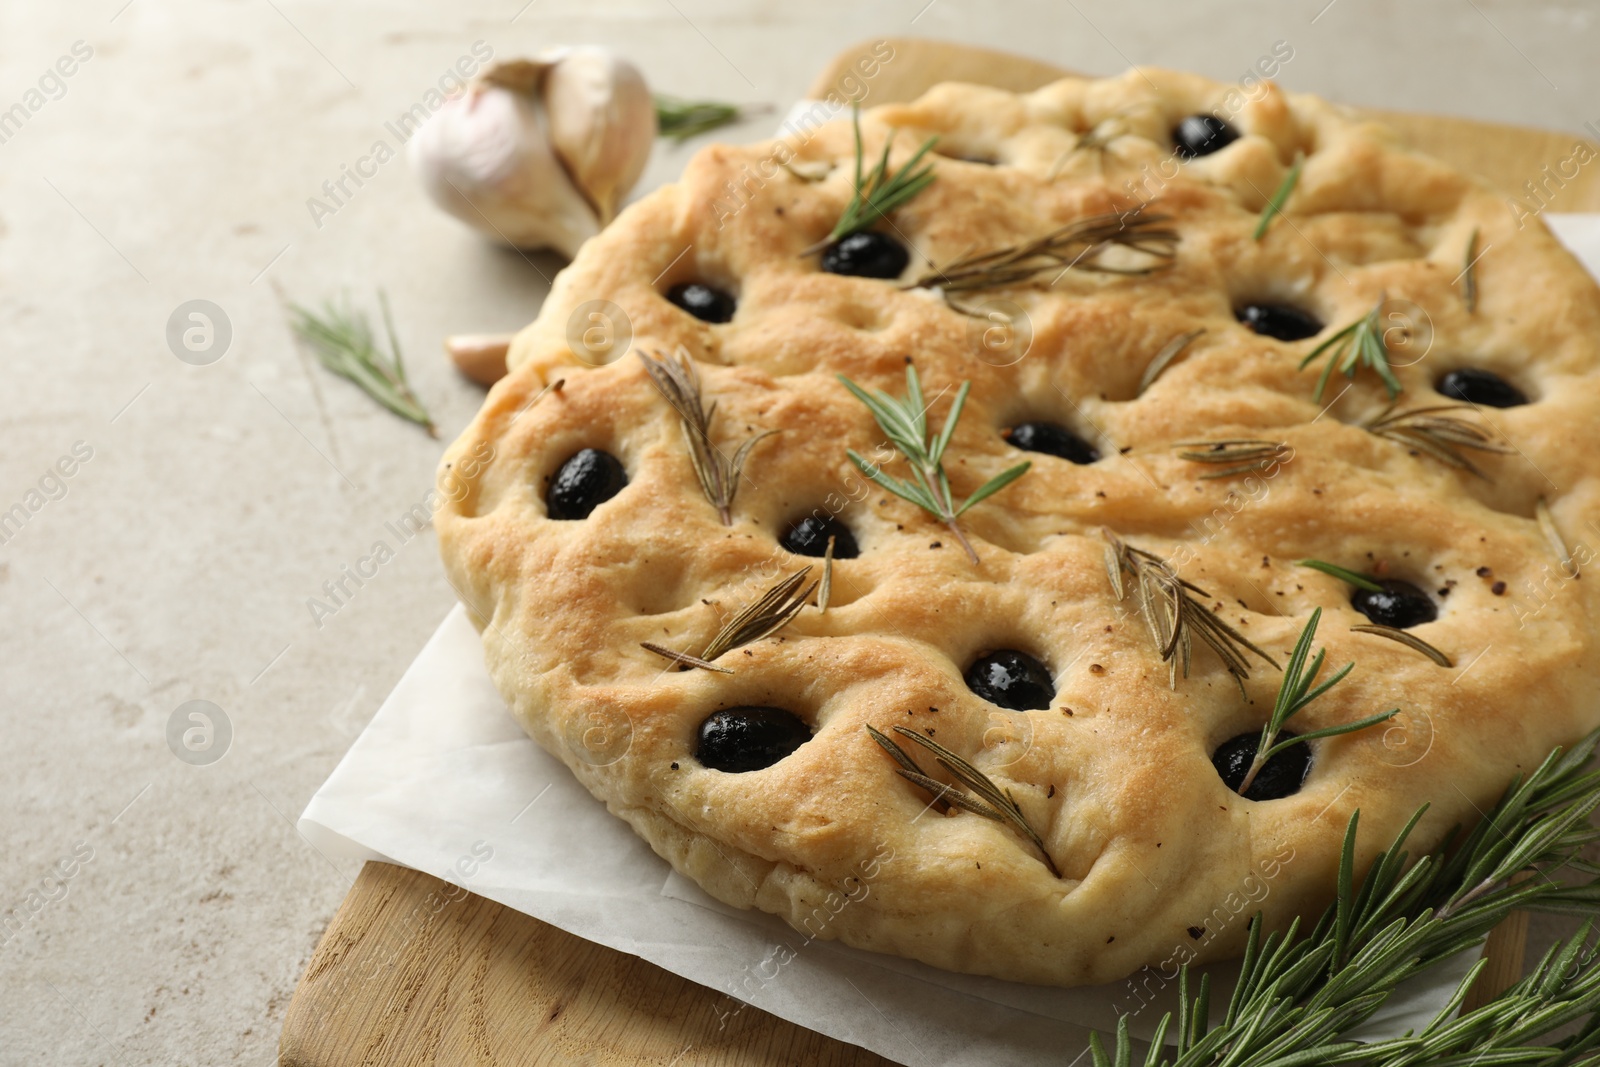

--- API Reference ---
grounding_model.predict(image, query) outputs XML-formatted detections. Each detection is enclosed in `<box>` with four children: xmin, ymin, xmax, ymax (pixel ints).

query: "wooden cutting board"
<box><xmin>278</xmin><ymin>37</ymin><xmax>1594</xmax><ymax>1067</ymax></box>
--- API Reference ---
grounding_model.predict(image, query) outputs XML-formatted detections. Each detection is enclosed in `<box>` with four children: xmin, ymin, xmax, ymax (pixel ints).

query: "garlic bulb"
<box><xmin>408</xmin><ymin>49</ymin><xmax>656</xmax><ymax>259</ymax></box>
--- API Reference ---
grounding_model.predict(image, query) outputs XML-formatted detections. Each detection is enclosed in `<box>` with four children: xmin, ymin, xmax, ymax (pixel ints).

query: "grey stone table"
<box><xmin>2</xmin><ymin>1</ymin><xmax>1596</xmax><ymax>1063</ymax></box>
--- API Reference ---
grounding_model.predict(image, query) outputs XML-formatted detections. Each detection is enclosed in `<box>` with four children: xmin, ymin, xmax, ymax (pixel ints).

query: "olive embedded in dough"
<box><xmin>1236</xmin><ymin>303</ymin><xmax>1324</xmax><ymax>342</ymax></box>
<box><xmin>1004</xmin><ymin>421</ymin><xmax>1100</xmax><ymax>465</ymax></box>
<box><xmin>780</xmin><ymin>515</ymin><xmax>860</xmax><ymax>558</ymax></box>
<box><xmin>545</xmin><ymin>448</ymin><xmax>628</xmax><ymax>520</ymax></box>
<box><xmin>666</xmin><ymin>282</ymin><xmax>737</xmax><ymax>324</ymax></box>
<box><xmin>1212</xmin><ymin>731</ymin><xmax>1312</xmax><ymax>800</ymax></box>
<box><xmin>965</xmin><ymin>650</ymin><xmax>1055</xmax><ymax>711</ymax></box>
<box><xmin>1351</xmin><ymin>579</ymin><xmax>1437</xmax><ymax>629</ymax></box>
<box><xmin>695</xmin><ymin>707</ymin><xmax>813</xmax><ymax>772</ymax></box>
<box><xmin>820</xmin><ymin>231</ymin><xmax>910</xmax><ymax>279</ymax></box>
<box><xmin>1172</xmin><ymin>114</ymin><xmax>1240</xmax><ymax>159</ymax></box>
<box><xmin>1436</xmin><ymin>367</ymin><xmax>1529</xmax><ymax>408</ymax></box>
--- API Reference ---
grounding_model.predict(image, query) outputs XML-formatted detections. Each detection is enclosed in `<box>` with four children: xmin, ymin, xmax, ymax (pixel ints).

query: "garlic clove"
<box><xmin>408</xmin><ymin>81</ymin><xmax>600</xmax><ymax>258</ymax></box>
<box><xmin>444</xmin><ymin>333</ymin><xmax>513</xmax><ymax>386</ymax></box>
<box><xmin>542</xmin><ymin>47</ymin><xmax>656</xmax><ymax>224</ymax></box>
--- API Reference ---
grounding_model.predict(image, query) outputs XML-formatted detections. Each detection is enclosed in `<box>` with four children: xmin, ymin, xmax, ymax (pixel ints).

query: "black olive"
<box><xmin>1236</xmin><ymin>303</ymin><xmax>1324</xmax><ymax>342</ymax></box>
<box><xmin>546</xmin><ymin>448</ymin><xmax>627</xmax><ymax>520</ymax></box>
<box><xmin>695</xmin><ymin>707</ymin><xmax>812</xmax><ymax>773</ymax></box>
<box><xmin>1213</xmin><ymin>731</ymin><xmax>1311</xmax><ymax>800</ymax></box>
<box><xmin>820</xmin><ymin>231</ymin><xmax>909</xmax><ymax>279</ymax></box>
<box><xmin>1173</xmin><ymin>115</ymin><xmax>1240</xmax><ymax>159</ymax></box>
<box><xmin>666</xmin><ymin>282</ymin><xmax>736</xmax><ymax>324</ymax></box>
<box><xmin>964</xmin><ymin>650</ymin><xmax>1055</xmax><ymax>711</ymax></box>
<box><xmin>1351</xmin><ymin>579</ymin><xmax>1437</xmax><ymax>629</ymax></box>
<box><xmin>780</xmin><ymin>515</ymin><xmax>860</xmax><ymax>558</ymax></box>
<box><xmin>1004</xmin><ymin>421</ymin><xmax>1099</xmax><ymax>465</ymax></box>
<box><xmin>1436</xmin><ymin>368</ymin><xmax>1528</xmax><ymax>408</ymax></box>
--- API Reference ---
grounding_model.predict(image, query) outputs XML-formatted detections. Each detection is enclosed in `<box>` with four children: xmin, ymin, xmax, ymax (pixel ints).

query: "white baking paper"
<box><xmin>300</xmin><ymin>214</ymin><xmax>1600</xmax><ymax>1064</ymax></box>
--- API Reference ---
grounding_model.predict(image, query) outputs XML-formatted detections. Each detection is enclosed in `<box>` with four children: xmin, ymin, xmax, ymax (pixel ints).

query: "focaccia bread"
<box><xmin>435</xmin><ymin>67</ymin><xmax>1600</xmax><ymax>986</ymax></box>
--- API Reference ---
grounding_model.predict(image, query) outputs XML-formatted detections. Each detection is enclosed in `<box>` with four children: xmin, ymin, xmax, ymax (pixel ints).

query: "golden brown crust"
<box><xmin>436</xmin><ymin>67</ymin><xmax>1600</xmax><ymax>985</ymax></box>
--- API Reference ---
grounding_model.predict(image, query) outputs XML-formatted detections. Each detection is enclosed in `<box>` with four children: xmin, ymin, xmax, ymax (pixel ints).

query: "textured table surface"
<box><xmin>3</xmin><ymin>2</ymin><xmax>1598</xmax><ymax>1063</ymax></box>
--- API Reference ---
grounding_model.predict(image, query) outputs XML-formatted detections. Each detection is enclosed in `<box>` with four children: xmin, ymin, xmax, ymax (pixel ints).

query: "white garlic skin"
<box><xmin>408</xmin><ymin>81</ymin><xmax>600</xmax><ymax>258</ymax></box>
<box><xmin>542</xmin><ymin>47</ymin><xmax>656</xmax><ymax>223</ymax></box>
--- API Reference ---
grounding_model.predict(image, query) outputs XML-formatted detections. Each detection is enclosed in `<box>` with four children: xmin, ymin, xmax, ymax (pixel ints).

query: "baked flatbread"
<box><xmin>436</xmin><ymin>68</ymin><xmax>1600</xmax><ymax>985</ymax></box>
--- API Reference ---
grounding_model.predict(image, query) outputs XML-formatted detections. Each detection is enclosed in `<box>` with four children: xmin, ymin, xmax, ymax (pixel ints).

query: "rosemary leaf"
<box><xmin>803</xmin><ymin>104</ymin><xmax>938</xmax><ymax>253</ymax></box>
<box><xmin>1138</xmin><ymin>328</ymin><xmax>1206</xmax><ymax>394</ymax></box>
<box><xmin>1463</xmin><ymin>226</ymin><xmax>1481</xmax><ymax>312</ymax></box>
<box><xmin>1350</xmin><ymin>623</ymin><xmax>1454</xmax><ymax>668</ymax></box>
<box><xmin>818</xmin><ymin>534</ymin><xmax>835</xmax><ymax>613</ymax></box>
<box><xmin>867</xmin><ymin>725</ymin><xmax>1059</xmax><ymax>876</ymax></box>
<box><xmin>638</xmin><ymin>642</ymin><xmax>734</xmax><ymax>674</ymax></box>
<box><xmin>642</xmin><ymin>565</ymin><xmax>816</xmax><ymax>672</ymax></box>
<box><xmin>639</xmin><ymin>349</ymin><xmax>777</xmax><ymax>525</ymax></box>
<box><xmin>840</xmin><ymin>364</ymin><xmax>1029</xmax><ymax>565</ymax></box>
<box><xmin>1174</xmin><ymin>438</ymin><xmax>1292</xmax><ymax>480</ymax></box>
<box><xmin>1297</xmin><ymin>559</ymin><xmax>1385</xmax><ymax>594</ymax></box>
<box><xmin>653</xmin><ymin>94</ymin><xmax>761</xmax><ymax>142</ymax></box>
<box><xmin>911</xmin><ymin>203</ymin><xmax>1178</xmax><ymax>297</ymax></box>
<box><xmin>1104</xmin><ymin>530</ymin><xmax>1278</xmax><ymax>689</ymax></box>
<box><xmin>1363</xmin><ymin>402</ymin><xmax>1511</xmax><ymax>478</ymax></box>
<box><xmin>1299</xmin><ymin>298</ymin><xmax>1404</xmax><ymax>401</ymax></box>
<box><xmin>1240</xmin><ymin>608</ymin><xmax>1395</xmax><ymax>794</ymax></box>
<box><xmin>1536</xmin><ymin>496</ymin><xmax>1579</xmax><ymax>578</ymax></box>
<box><xmin>1252</xmin><ymin>152</ymin><xmax>1304</xmax><ymax>240</ymax></box>
<box><xmin>286</xmin><ymin>291</ymin><xmax>438</xmax><ymax>437</ymax></box>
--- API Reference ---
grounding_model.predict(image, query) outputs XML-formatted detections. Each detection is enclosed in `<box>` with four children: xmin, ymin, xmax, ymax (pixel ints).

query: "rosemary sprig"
<box><xmin>911</xmin><ymin>203</ymin><xmax>1178</xmax><ymax>296</ymax></box>
<box><xmin>638</xmin><ymin>349</ymin><xmax>776</xmax><ymax>525</ymax></box>
<box><xmin>653</xmin><ymin>94</ymin><xmax>762</xmax><ymax>142</ymax></box>
<box><xmin>1363</xmin><ymin>402</ymin><xmax>1511</xmax><ymax>478</ymax></box>
<box><xmin>1298</xmin><ymin>558</ymin><xmax>1384</xmax><ymax>593</ymax></box>
<box><xmin>1237</xmin><ymin>608</ymin><xmax>1396</xmax><ymax>794</ymax></box>
<box><xmin>1104</xmin><ymin>530</ymin><xmax>1279</xmax><ymax>690</ymax></box>
<box><xmin>1299</xmin><ymin>298</ymin><xmax>1403</xmax><ymax>402</ymax></box>
<box><xmin>839</xmin><ymin>363</ymin><xmax>1030</xmax><ymax>565</ymax></box>
<box><xmin>1045</xmin><ymin>115</ymin><xmax>1130</xmax><ymax>179</ymax></box>
<box><xmin>1351</xmin><ymin>623</ymin><xmax>1454</xmax><ymax>668</ymax></box>
<box><xmin>1137</xmin><ymin>328</ymin><xmax>1206</xmax><ymax>395</ymax></box>
<box><xmin>1537</xmin><ymin>496</ymin><xmax>1579</xmax><ymax>578</ymax></box>
<box><xmin>866</xmin><ymin>725</ymin><xmax>1059</xmax><ymax>877</ymax></box>
<box><xmin>1463</xmin><ymin>226</ymin><xmax>1481</xmax><ymax>312</ymax></box>
<box><xmin>286</xmin><ymin>291</ymin><xmax>437</xmax><ymax>437</ymax></box>
<box><xmin>804</xmin><ymin>104</ymin><xmax>938</xmax><ymax>253</ymax></box>
<box><xmin>1252</xmin><ymin>152</ymin><xmax>1304</xmax><ymax>240</ymax></box>
<box><xmin>1086</xmin><ymin>726</ymin><xmax>1600</xmax><ymax>1067</ymax></box>
<box><xmin>1173</xmin><ymin>438</ymin><xmax>1292</xmax><ymax>480</ymax></box>
<box><xmin>641</xmin><ymin>565</ymin><xmax>816</xmax><ymax>672</ymax></box>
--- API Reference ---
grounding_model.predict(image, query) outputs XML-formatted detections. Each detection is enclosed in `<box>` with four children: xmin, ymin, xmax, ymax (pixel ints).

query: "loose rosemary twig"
<box><xmin>286</xmin><ymin>291</ymin><xmax>437</xmax><ymax>437</ymax></box>
<box><xmin>1237</xmin><ymin>607</ymin><xmax>1396</xmax><ymax>795</ymax></box>
<box><xmin>802</xmin><ymin>104</ymin><xmax>938</xmax><ymax>254</ymax></box>
<box><xmin>653</xmin><ymin>95</ymin><xmax>764</xmax><ymax>142</ymax></box>
<box><xmin>1103</xmin><ymin>531</ymin><xmax>1278</xmax><ymax>690</ymax></box>
<box><xmin>641</xmin><ymin>565</ymin><xmax>817</xmax><ymax>672</ymax></box>
<box><xmin>638</xmin><ymin>349</ymin><xmax>776</xmax><ymax>525</ymax></box>
<box><xmin>839</xmin><ymin>363</ymin><xmax>1030</xmax><ymax>565</ymax></box>
<box><xmin>910</xmin><ymin>203</ymin><xmax>1178</xmax><ymax>296</ymax></box>
<box><xmin>1173</xmin><ymin>439</ymin><xmax>1292</xmax><ymax>480</ymax></box>
<box><xmin>866</xmin><ymin>725</ymin><xmax>1059</xmax><ymax>877</ymax></box>
<box><xmin>1537</xmin><ymin>496</ymin><xmax>1580</xmax><ymax>578</ymax></box>
<box><xmin>1300</xmin><ymin>298</ymin><xmax>1404</xmax><ymax>402</ymax></box>
<box><xmin>1087</xmin><ymin>726</ymin><xmax>1600</xmax><ymax>1067</ymax></box>
<box><xmin>1363</xmin><ymin>402</ymin><xmax>1511</xmax><ymax>478</ymax></box>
